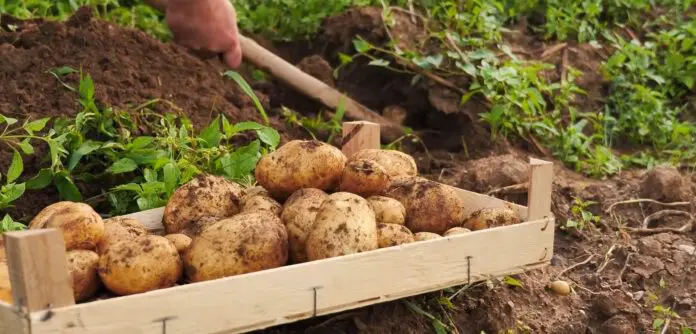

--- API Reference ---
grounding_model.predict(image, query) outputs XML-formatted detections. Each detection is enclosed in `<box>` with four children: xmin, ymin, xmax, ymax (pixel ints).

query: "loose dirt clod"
<box><xmin>640</xmin><ymin>166</ymin><xmax>693</xmax><ymax>202</ymax></box>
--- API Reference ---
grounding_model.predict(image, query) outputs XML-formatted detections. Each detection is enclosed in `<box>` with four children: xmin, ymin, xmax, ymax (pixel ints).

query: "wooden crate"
<box><xmin>0</xmin><ymin>121</ymin><xmax>555</xmax><ymax>334</ymax></box>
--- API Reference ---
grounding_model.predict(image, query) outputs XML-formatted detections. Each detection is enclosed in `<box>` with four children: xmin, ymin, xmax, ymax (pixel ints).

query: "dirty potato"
<box><xmin>255</xmin><ymin>140</ymin><xmax>347</xmax><ymax>200</ymax></box>
<box><xmin>348</xmin><ymin>149</ymin><xmax>417</xmax><ymax>179</ymax></box>
<box><xmin>29</xmin><ymin>201</ymin><xmax>105</xmax><ymax>251</ymax></box>
<box><xmin>339</xmin><ymin>159</ymin><xmax>390</xmax><ymax>197</ymax></box>
<box><xmin>96</xmin><ymin>217</ymin><xmax>148</xmax><ymax>255</ymax></box>
<box><xmin>184</xmin><ymin>211</ymin><xmax>288</xmax><ymax>282</ymax></box>
<box><xmin>163</xmin><ymin>174</ymin><xmax>245</xmax><ymax>235</ymax></box>
<box><xmin>281</xmin><ymin>188</ymin><xmax>328</xmax><ymax>263</ymax></box>
<box><xmin>67</xmin><ymin>250</ymin><xmax>101</xmax><ymax>302</ymax></box>
<box><xmin>414</xmin><ymin>232</ymin><xmax>442</xmax><ymax>241</ymax></box>
<box><xmin>98</xmin><ymin>235</ymin><xmax>182</xmax><ymax>296</ymax></box>
<box><xmin>164</xmin><ymin>234</ymin><xmax>192</xmax><ymax>256</ymax></box>
<box><xmin>377</xmin><ymin>223</ymin><xmax>414</xmax><ymax>248</ymax></box>
<box><xmin>305</xmin><ymin>192</ymin><xmax>379</xmax><ymax>261</ymax></box>
<box><xmin>383</xmin><ymin>177</ymin><xmax>465</xmax><ymax>235</ymax></box>
<box><xmin>367</xmin><ymin>196</ymin><xmax>406</xmax><ymax>225</ymax></box>
<box><xmin>181</xmin><ymin>215</ymin><xmax>220</xmax><ymax>238</ymax></box>
<box><xmin>242</xmin><ymin>194</ymin><xmax>283</xmax><ymax>216</ymax></box>
<box><xmin>444</xmin><ymin>227</ymin><xmax>471</xmax><ymax>236</ymax></box>
<box><xmin>241</xmin><ymin>186</ymin><xmax>270</xmax><ymax>205</ymax></box>
<box><xmin>463</xmin><ymin>207</ymin><xmax>520</xmax><ymax>231</ymax></box>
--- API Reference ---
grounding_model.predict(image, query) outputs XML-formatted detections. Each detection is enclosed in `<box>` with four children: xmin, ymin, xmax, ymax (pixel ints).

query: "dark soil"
<box><xmin>1</xmin><ymin>6</ymin><xmax>695</xmax><ymax>334</ymax></box>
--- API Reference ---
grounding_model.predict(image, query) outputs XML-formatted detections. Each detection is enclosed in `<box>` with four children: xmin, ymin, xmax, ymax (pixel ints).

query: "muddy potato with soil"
<box><xmin>367</xmin><ymin>196</ymin><xmax>406</xmax><ymax>225</ymax></box>
<box><xmin>348</xmin><ymin>149</ymin><xmax>417</xmax><ymax>179</ymax></box>
<box><xmin>444</xmin><ymin>227</ymin><xmax>471</xmax><ymax>236</ymax></box>
<box><xmin>181</xmin><ymin>216</ymin><xmax>221</xmax><ymax>237</ymax></box>
<box><xmin>165</xmin><ymin>234</ymin><xmax>192</xmax><ymax>256</ymax></box>
<box><xmin>281</xmin><ymin>188</ymin><xmax>329</xmax><ymax>263</ymax></box>
<box><xmin>97</xmin><ymin>217</ymin><xmax>148</xmax><ymax>254</ymax></box>
<box><xmin>377</xmin><ymin>223</ymin><xmax>415</xmax><ymax>248</ymax></box>
<box><xmin>184</xmin><ymin>211</ymin><xmax>288</xmax><ymax>282</ymax></box>
<box><xmin>163</xmin><ymin>174</ymin><xmax>245</xmax><ymax>235</ymax></box>
<box><xmin>383</xmin><ymin>177</ymin><xmax>465</xmax><ymax>235</ymax></box>
<box><xmin>339</xmin><ymin>159</ymin><xmax>390</xmax><ymax>197</ymax></box>
<box><xmin>255</xmin><ymin>140</ymin><xmax>347</xmax><ymax>200</ymax></box>
<box><xmin>462</xmin><ymin>207</ymin><xmax>520</xmax><ymax>231</ymax></box>
<box><xmin>305</xmin><ymin>192</ymin><xmax>379</xmax><ymax>261</ymax></box>
<box><xmin>414</xmin><ymin>232</ymin><xmax>442</xmax><ymax>241</ymax></box>
<box><xmin>242</xmin><ymin>194</ymin><xmax>283</xmax><ymax>216</ymax></box>
<box><xmin>98</xmin><ymin>235</ymin><xmax>183</xmax><ymax>296</ymax></box>
<box><xmin>67</xmin><ymin>250</ymin><xmax>101</xmax><ymax>302</ymax></box>
<box><xmin>28</xmin><ymin>201</ymin><xmax>105</xmax><ymax>251</ymax></box>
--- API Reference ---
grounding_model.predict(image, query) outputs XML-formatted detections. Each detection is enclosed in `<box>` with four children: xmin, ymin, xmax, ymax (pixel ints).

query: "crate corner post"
<box><xmin>3</xmin><ymin>228</ymin><xmax>75</xmax><ymax>315</ymax></box>
<box><xmin>341</xmin><ymin>121</ymin><xmax>381</xmax><ymax>156</ymax></box>
<box><xmin>527</xmin><ymin>158</ymin><xmax>554</xmax><ymax>222</ymax></box>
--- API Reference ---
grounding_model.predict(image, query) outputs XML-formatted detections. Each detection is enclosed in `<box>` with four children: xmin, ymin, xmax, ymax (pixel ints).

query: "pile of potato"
<box><xmin>14</xmin><ymin>139</ymin><xmax>520</xmax><ymax>302</ymax></box>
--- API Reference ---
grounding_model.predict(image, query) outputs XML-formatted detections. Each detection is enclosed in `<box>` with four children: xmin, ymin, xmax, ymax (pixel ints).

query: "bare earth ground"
<box><xmin>0</xmin><ymin>7</ymin><xmax>694</xmax><ymax>333</ymax></box>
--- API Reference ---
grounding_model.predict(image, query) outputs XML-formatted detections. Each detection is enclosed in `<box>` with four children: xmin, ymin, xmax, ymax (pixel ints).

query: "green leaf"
<box><xmin>256</xmin><ymin>127</ymin><xmax>281</xmax><ymax>148</ymax></box>
<box><xmin>26</xmin><ymin>169</ymin><xmax>54</xmax><ymax>190</ymax></box>
<box><xmin>222</xmin><ymin>140</ymin><xmax>261</xmax><ymax>179</ymax></box>
<box><xmin>17</xmin><ymin>139</ymin><xmax>34</xmax><ymax>155</ymax></box>
<box><xmin>368</xmin><ymin>59</ymin><xmax>390</xmax><ymax>67</ymax></box>
<box><xmin>79</xmin><ymin>74</ymin><xmax>95</xmax><ymax>101</ymax></box>
<box><xmin>55</xmin><ymin>175</ymin><xmax>82</xmax><ymax>201</ymax></box>
<box><xmin>24</xmin><ymin>118</ymin><xmax>50</xmax><ymax>133</ymax></box>
<box><xmin>353</xmin><ymin>38</ymin><xmax>372</xmax><ymax>53</ymax></box>
<box><xmin>6</xmin><ymin>150</ymin><xmax>23</xmax><ymax>183</ymax></box>
<box><xmin>131</xmin><ymin>136</ymin><xmax>154</xmax><ymax>149</ymax></box>
<box><xmin>1</xmin><ymin>183</ymin><xmax>26</xmax><ymax>205</ymax></box>
<box><xmin>681</xmin><ymin>326</ymin><xmax>694</xmax><ymax>334</ymax></box>
<box><xmin>503</xmin><ymin>275</ymin><xmax>523</xmax><ymax>287</ymax></box>
<box><xmin>163</xmin><ymin>162</ymin><xmax>179</xmax><ymax>194</ymax></box>
<box><xmin>338</xmin><ymin>52</ymin><xmax>353</xmax><ymax>65</ymax></box>
<box><xmin>68</xmin><ymin>141</ymin><xmax>103</xmax><ymax>171</ymax></box>
<box><xmin>199</xmin><ymin>117</ymin><xmax>222</xmax><ymax>148</ymax></box>
<box><xmin>112</xmin><ymin>183</ymin><xmax>143</xmax><ymax>193</ymax></box>
<box><xmin>229</xmin><ymin>121</ymin><xmax>265</xmax><ymax>134</ymax></box>
<box><xmin>432</xmin><ymin>320</ymin><xmax>447</xmax><ymax>334</ymax></box>
<box><xmin>52</xmin><ymin>66</ymin><xmax>77</xmax><ymax>76</ymax></box>
<box><xmin>223</xmin><ymin>71</ymin><xmax>269</xmax><ymax>125</ymax></box>
<box><xmin>653</xmin><ymin>318</ymin><xmax>665</xmax><ymax>330</ymax></box>
<box><xmin>0</xmin><ymin>115</ymin><xmax>18</xmax><ymax>126</ymax></box>
<box><xmin>107</xmin><ymin>158</ymin><xmax>138</xmax><ymax>174</ymax></box>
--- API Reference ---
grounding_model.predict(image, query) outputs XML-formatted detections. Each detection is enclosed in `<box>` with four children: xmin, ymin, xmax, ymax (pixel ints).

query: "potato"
<box><xmin>184</xmin><ymin>211</ymin><xmax>288</xmax><ymax>282</ymax></box>
<box><xmin>242</xmin><ymin>194</ymin><xmax>283</xmax><ymax>216</ymax></box>
<box><xmin>181</xmin><ymin>215</ymin><xmax>220</xmax><ymax>237</ymax></box>
<box><xmin>305</xmin><ymin>192</ymin><xmax>379</xmax><ymax>261</ymax></box>
<box><xmin>255</xmin><ymin>140</ymin><xmax>347</xmax><ymax>200</ymax></box>
<box><xmin>98</xmin><ymin>235</ymin><xmax>182</xmax><ymax>296</ymax></box>
<box><xmin>339</xmin><ymin>159</ymin><xmax>390</xmax><ymax>197</ymax></box>
<box><xmin>241</xmin><ymin>186</ymin><xmax>270</xmax><ymax>204</ymax></box>
<box><xmin>367</xmin><ymin>196</ymin><xmax>406</xmax><ymax>225</ymax></box>
<box><xmin>377</xmin><ymin>223</ymin><xmax>414</xmax><ymax>248</ymax></box>
<box><xmin>67</xmin><ymin>250</ymin><xmax>101</xmax><ymax>302</ymax></box>
<box><xmin>444</xmin><ymin>227</ymin><xmax>471</xmax><ymax>236</ymax></box>
<box><xmin>0</xmin><ymin>244</ymin><xmax>11</xmax><ymax>304</ymax></box>
<box><xmin>348</xmin><ymin>149</ymin><xmax>417</xmax><ymax>179</ymax></box>
<box><xmin>29</xmin><ymin>201</ymin><xmax>105</xmax><ymax>251</ymax></box>
<box><xmin>462</xmin><ymin>207</ymin><xmax>520</xmax><ymax>231</ymax></box>
<box><xmin>165</xmin><ymin>234</ymin><xmax>192</xmax><ymax>256</ymax></box>
<box><xmin>383</xmin><ymin>177</ymin><xmax>465</xmax><ymax>235</ymax></box>
<box><xmin>163</xmin><ymin>174</ymin><xmax>244</xmax><ymax>235</ymax></box>
<box><xmin>281</xmin><ymin>188</ymin><xmax>328</xmax><ymax>263</ymax></box>
<box><xmin>414</xmin><ymin>232</ymin><xmax>442</xmax><ymax>241</ymax></box>
<box><xmin>96</xmin><ymin>217</ymin><xmax>148</xmax><ymax>254</ymax></box>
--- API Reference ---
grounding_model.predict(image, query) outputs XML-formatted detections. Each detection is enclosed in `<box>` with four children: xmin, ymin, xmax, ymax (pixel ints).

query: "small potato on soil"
<box><xmin>242</xmin><ymin>194</ymin><xmax>283</xmax><ymax>216</ymax></box>
<box><xmin>339</xmin><ymin>159</ymin><xmax>390</xmax><ymax>197</ymax></box>
<box><xmin>348</xmin><ymin>149</ymin><xmax>417</xmax><ymax>179</ymax></box>
<box><xmin>255</xmin><ymin>140</ymin><xmax>347</xmax><ymax>200</ymax></box>
<box><xmin>377</xmin><ymin>223</ymin><xmax>414</xmax><ymax>248</ymax></box>
<box><xmin>164</xmin><ymin>234</ymin><xmax>192</xmax><ymax>256</ymax></box>
<box><xmin>444</xmin><ymin>227</ymin><xmax>471</xmax><ymax>236</ymax></box>
<box><xmin>305</xmin><ymin>192</ymin><xmax>379</xmax><ymax>261</ymax></box>
<box><xmin>383</xmin><ymin>176</ymin><xmax>465</xmax><ymax>235</ymax></box>
<box><xmin>367</xmin><ymin>196</ymin><xmax>406</xmax><ymax>225</ymax></box>
<box><xmin>98</xmin><ymin>235</ymin><xmax>182</xmax><ymax>296</ymax></box>
<box><xmin>97</xmin><ymin>217</ymin><xmax>148</xmax><ymax>255</ymax></box>
<box><xmin>549</xmin><ymin>280</ymin><xmax>571</xmax><ymax>296</ymax></box>
<box><xmin>67</xmin><ymin>250</ymin><xmax>101</xmax><ymax>302</ymax></box>
<box><xmin>281</xmin><ymin>188</ymin><xmax>328</xmax><ymax>263</ymax></box>
<box><xmin>414</xmin><ymin>232</ymin><xmax>442</xmax><ymax>241</ymax></box>
<box><xmin>462</xmin><ymin>207</ymin><xmax>520</xmax><ymax>231</ymax></box>
<box><xmin>29</xmin><ymin>201</ymin><xmax>105</xmax><ymax>251</ymax></box>
<box><xmin>184</xmin><ymin>211</ymin><xmax>288</xmax><ymax>282</ymax></box>
<box><xmin>163</xmin><ymin>174</ymin><xmax>245</xmax><ymax>235</ymax></box>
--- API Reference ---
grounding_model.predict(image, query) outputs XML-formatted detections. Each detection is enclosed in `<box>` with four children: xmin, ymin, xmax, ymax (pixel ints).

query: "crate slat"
<box><xmin>0</xmin><ymin>301</ymin><xmax>29</xmax><ymax>334</ymax></box>
<box><xmin>28</xmin><ymin>217</ymin><xmax>552</xmax><ymax>334</ymax></box>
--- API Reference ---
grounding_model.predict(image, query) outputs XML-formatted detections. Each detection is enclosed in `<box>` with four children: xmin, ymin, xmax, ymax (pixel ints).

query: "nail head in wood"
<box><xmin>3</xmin><ymin>229</ymin><xmax>75</xmax><ymax>311</ymax></box>
<box><xmin>341</xmin><ymin>121</ymin><xmax>381</xmax><ymax>158</ymax></box>
<box><xmin>526</xmin><ymin>158</ymin><xmax>554</xmax><ymax>222</ymax></box>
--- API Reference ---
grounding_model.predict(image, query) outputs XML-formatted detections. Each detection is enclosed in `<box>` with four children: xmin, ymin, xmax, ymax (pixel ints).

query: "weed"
<box><xmin>563</xmin><ymin>197</ymin><xmax>600</xmax><ymax>230</ymax></box>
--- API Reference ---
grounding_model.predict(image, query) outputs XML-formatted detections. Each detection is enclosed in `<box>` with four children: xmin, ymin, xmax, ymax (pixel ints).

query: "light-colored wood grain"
<box><xmin>30</xmin><ymin>218</ymin><xmax>553</xmax><ymax>334</ymax></box>
<box><xmin>3</xmin><ymin>229</ymin><xmax>75</xmax><ymax>312</ymax></box>
<box><xmin>527</xmin><ymin>158</ymin><xmax>554</xmax><ymax>221</ymax></box>
<box><xmin>0</xmin><ymin>301</ymin><xmax>29</xmax><ymax>334</ymax></box>
<box><xmin>341</xmin><ymin>121</ymin><xmax>381</xmax><ymax>158</ymax></box>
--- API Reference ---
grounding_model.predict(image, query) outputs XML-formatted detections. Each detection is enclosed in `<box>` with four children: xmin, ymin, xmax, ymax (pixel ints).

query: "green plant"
<box><xmin>564</xmin><ymin>197</ymin><xmax>600</xmax><ymax>230</ymax></box>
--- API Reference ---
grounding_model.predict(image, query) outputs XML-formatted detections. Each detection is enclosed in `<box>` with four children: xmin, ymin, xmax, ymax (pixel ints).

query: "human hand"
<box><xmin>161</xmin><ymin>0</ymin><xmax>243</xmax><ymax>68</ymax></box>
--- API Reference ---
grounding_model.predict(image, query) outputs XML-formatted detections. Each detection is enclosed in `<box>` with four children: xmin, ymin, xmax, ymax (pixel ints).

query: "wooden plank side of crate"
<box><xmin>29</xmin><ymin>218</ymin><xmax>553</xmax><ymax>334</ymax></box>
<box><xmin>0</xmin><ymin>301</ymin><xmax>29</xmax><ymax>334</ymax></box>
